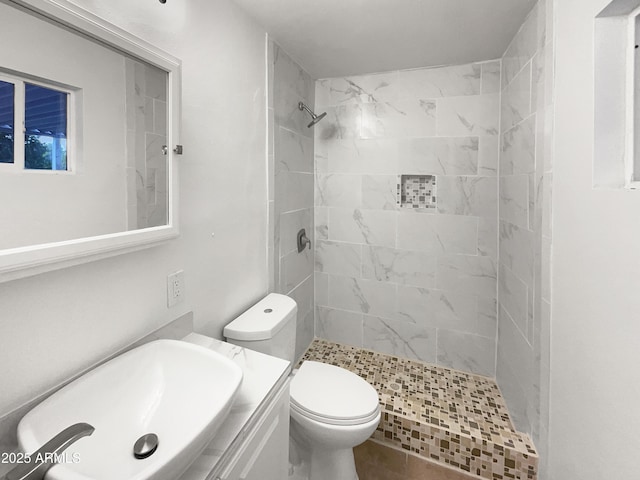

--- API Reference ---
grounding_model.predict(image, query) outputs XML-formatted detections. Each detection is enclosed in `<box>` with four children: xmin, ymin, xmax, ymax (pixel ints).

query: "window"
<box><xmin>0</xmin><ymin>72</ymin><xmax>72</xmax><ymax>172</ymax></box>
<box><xmin>0</xmin><ymin>80</ymin><xmax>14</xmax><ymax>164</ymax></box>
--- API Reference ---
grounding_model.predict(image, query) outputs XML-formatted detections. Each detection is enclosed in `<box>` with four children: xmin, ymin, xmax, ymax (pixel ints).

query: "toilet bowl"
<box><xmin>223</xmin><ymin>294</ymin><xmax>381</xmax><ymax>480</ymax></box>
<box><xmin>289</xmin><ymin>361</ymin><xmax>380</xmax><ymax>480</ymax></box>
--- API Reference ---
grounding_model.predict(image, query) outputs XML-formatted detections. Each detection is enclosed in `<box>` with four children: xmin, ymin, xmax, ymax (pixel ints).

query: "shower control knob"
<box><xmin>297</xmin><ymin>228</ymin><xmax>311</xmax><ymax>253</ymax></box>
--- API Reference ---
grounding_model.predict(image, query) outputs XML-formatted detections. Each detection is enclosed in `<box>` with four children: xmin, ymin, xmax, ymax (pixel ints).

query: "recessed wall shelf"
<box><xmin>397</xmin><ymin>174</ymin><xmax>436</xmax><ymax>210</ymax></box>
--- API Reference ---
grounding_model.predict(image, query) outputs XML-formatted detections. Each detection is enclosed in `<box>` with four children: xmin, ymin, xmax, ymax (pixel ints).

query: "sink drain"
<box><xmin>133</xmin><ymin>433</ymin><xmax>159</xmax><ymax>459</ymax></box>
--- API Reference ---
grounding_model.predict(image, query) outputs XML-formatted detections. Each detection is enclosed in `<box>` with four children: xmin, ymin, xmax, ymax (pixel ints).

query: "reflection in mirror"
<box><xmin>125</xmin><ymin>59</ymin><xmax>168</xmax><ymax>231</ymax></box>
<box><xmin>0</xmin><ymin>0</ymin><xmax>168</xmax><ymax>250</ymax></box>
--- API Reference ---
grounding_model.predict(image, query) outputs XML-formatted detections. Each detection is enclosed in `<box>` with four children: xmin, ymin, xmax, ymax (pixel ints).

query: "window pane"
<box><xmin>0</xmin><ymin>80</ymin><xmax>14</xmax><ymax>164</ymax></box>
<box><xmin>24</xmin><ymin>83</ymin><xmax>67</xmax><ymax>170</ymax></box>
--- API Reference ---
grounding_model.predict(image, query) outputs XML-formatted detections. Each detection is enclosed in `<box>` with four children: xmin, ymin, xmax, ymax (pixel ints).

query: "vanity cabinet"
<box><xmin>216</xmin><ymin>380</ymin><xmax>290</xmax><ymax>480</ymax></box>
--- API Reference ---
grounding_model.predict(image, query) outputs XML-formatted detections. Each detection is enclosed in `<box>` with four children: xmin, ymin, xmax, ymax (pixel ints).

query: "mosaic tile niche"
<box><xmin>301</xmin><ymin>339</ymin><xmax>538</xmax><ymax>480</ymax></box>
<box><xmin>397</xmin><ymin>174</ymin><xmax>437</xmax><ymax>209</ymax></box>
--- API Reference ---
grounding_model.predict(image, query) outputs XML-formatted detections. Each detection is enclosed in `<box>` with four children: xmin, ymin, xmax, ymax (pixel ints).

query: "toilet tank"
<box><xmin>223</xmin><ymin>293</ymin><xmax>297</xmax><ymax>363</ymax></box>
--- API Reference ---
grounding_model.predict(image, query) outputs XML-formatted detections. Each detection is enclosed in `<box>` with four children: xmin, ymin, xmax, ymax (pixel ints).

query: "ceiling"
<box><xmin>232</xmin><ymin>0</ymin><xmax>537</xmax><ymax>79</ymax></box>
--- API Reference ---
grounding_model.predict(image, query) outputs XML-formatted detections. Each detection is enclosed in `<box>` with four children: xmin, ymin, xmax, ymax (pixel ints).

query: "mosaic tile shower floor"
<box><xmin>300</xmin><ymin>339</ymin><xmax>538</xmax><ymax>480</ymax></box>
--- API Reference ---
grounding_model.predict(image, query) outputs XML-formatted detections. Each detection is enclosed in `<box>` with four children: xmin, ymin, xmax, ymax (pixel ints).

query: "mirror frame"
<box><xmin>0</xmin><ymin>0</ymin><xmax>181</xmax><ymax>283</ymax></box>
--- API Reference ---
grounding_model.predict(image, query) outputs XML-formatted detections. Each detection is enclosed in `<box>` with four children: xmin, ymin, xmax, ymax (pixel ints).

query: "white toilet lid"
<box><xmin>290</xmin><ymin>361</ymin><xmax>380</xmax><ymax>425</ymax></box>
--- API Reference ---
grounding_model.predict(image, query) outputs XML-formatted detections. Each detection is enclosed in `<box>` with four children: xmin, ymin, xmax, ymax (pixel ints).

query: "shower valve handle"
<box><xmin>297</xmin><ymin>229</ymin><xmax>311</xmax><ymax>253</ymax></box>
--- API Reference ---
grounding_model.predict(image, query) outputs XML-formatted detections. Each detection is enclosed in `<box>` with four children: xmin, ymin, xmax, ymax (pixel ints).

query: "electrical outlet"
<box><xmin>167</xmin><ymin>270</ymin><xmax>185</xmax><ymax>307</ymax></box>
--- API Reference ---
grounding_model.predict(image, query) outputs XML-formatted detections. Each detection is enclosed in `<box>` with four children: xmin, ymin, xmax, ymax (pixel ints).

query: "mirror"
<box><xmin>0</xmin><ymin>0</ymin><xmax>180</xmax><ymax>282</ymax></box>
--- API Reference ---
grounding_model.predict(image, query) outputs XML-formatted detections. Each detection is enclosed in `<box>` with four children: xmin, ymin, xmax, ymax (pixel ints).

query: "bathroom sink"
<box><xmin>16</xmin><ymin>339</ymin><xmax>243</xmax><ymax>480</ymax></box>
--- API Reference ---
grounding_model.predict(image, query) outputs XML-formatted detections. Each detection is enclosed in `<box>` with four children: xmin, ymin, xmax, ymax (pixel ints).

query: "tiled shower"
<box><xmin>269</xmin><ymin>0</ymin><xmax>552</xmax><ymax>477</ymax></box>
<box><xmin>313</xmin><ymin>60</ymin><xmax>500</xmax><ymax>377</ymax></box>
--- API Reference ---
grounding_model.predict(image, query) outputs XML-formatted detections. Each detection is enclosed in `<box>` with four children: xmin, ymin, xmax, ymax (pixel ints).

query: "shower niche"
<box><xmin>396</xmin><ymin>174</ymin><xmax>437</xmax><ymax>210</ymax></box>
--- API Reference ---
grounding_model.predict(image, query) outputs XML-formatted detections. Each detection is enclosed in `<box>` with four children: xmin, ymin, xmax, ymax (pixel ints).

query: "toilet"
<box><xmin>223</xmin><ymin>293</ymin><xmax>380</xmax><ymax>480</ymax></box>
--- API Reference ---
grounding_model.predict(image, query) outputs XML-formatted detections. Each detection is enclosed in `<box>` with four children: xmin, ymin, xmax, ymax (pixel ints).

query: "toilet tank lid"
<box><xmin>223</xmin><ymin>293</ymin><xmax>297</xmax><ymax>341</ymax></box>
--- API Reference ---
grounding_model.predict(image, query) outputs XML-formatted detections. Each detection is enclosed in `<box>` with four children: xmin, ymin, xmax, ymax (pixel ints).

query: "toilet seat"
<box><xmin>290</xmin><ymin>361</ymin><xmax>380</xmax><ymax>426</ymax></box>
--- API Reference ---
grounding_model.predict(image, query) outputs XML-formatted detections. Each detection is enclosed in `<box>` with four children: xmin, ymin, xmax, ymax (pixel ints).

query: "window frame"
<box><xmin>0</xmin><ymin>70</ymin><xmax>76</xmax><ymax>174</ymax></box>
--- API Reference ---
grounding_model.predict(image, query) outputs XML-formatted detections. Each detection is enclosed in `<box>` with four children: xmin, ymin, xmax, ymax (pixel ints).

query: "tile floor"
<box><xmin>301</xmin><ymin>339</ymin><xmax>538</xmax><ymax>479</ymax></box>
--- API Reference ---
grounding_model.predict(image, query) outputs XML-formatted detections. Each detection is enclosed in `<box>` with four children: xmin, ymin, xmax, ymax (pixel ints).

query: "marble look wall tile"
<box><xmin>397</xmin><ymin>213</ymin><xmax>478</xmax><ymax>255</ymax></box>
<box><xmin>436</xmin><ymin>94</ymin><xmax>499</xmax><ymax>137</ymax></box>
<box><xmin>315</xmin><ymin>306</ymin><xmax>363</xmax><ymax>347</ymax></box>
<box><xmin>531</xmin><ymin>49</ymin><xmax>546</xmax><ymax>114</ymax></box>
<box><xmin>143</xmin><ymin>97</ymin><xmax>152</xmax><ymax>139</ymax></box>
<box><xmin>296</xmin><ymin>309</ymin><xmax>315</xmax><ymax>362</ymax></box>
<box><xmin>274</xmin><ymin>44</ymin><xmax>314</xmax><ymax>102</ymax></box>
<box><xmin>316</xmin><ymin>72</ymin><xmax>400</xmax><ymax>107</ymax></box>
<box><xmin>268</xmin><ymin>154</ymin><xmax>275</xmax><ymax>201</ymax></box>
<box><xmin>537</xmin><ymin>0</ymin><xmax>547</xmax><ymax>49</ymax></box>
<box><xmin>267</xmin><ymin>107</ymin><xmax>276</xmax><ymax>158</ymax></box>
<box><xmin>281</xmin><ymin>248</ymin><xmax>313</xmax><ymax>293</ymax></box>
<box><xmin>361</xmin><ymin>246</ymin><xmax>436</xmax><ymax>288</ymax></box>
<box><xmin>363</xmin><ymin>316</ymin><xmax>437</xmax><ymax>363</ymax></box>
<box><xmin>145</xmin><ymin>133</ymin><xmax>164</xmax><ymax>168</ymax></box>
<box><xmin>481</xmin><ymin>60</ymin><xmax>501</xmax><ymax>94</ymax></box>
<box><xmin>328</xmin><ymin>274</ymin><xmax>397</xmax><ymax>319</ymax></box>
<box><xmin>326</xmin><ymin>137</ymin><xmax>398</xmax><ymax>174</ymax></box>
<box><xmin>274</xmin><ymin>93</ymin><xmax>313</xmax><ymax>138</ymax></box>
<box><xmin>315</xmin><ymin>104</ymin><xmax>362</xmax><ymax>141</ymax></box>
<box><xmin>502</xmin><ymin>4</ymin><xmax>538</xmax><ymax>88</ymax></box>
<box><xmin>499</xmin><ymin>220</ymin><xmax>535</xmax><ymax>287</ymax></box>
<box><xmin>315</xmin><ymin>240</ymin><xmax>362</xmax><ymax>277</ymax></box>
<box><xmin>396</xmin><ymin>63</ymin><xmax>481</xmax><ymax>99</ymax></box>
<box><xmin>315</xmin><ymin>272</ymin><xmax>329</xmax><ymax>306</ymax></box>
<box><xmin>436</xmin><ymin>176</ymin><xmax>498</xmax><ymax>218</ymax></box>
<box><xmin>362</xmin><ymin>175</ymin><xmax>398</xmax><ymax>210</ymax></box>
<box><xmin>280</xmin><ymin>208</ymin><xmax>312</xmax><ymax>256</ymax></box>
<box><xmin>144</xmin><ymin>63</ymin><xmax>167</xmax><ymax>101</ymax></box>
<box><xmin>361</xmin><ymin>100</ymin><xmax>436</xmax><ymax>139</ymax></box>
<box><xmin>541</xmin><ymin>235</ymin><xmax>551</xmax><ymax>302</ymax></box>
<box><xmin>276</xmin><ymin>171</ymin><xmax>314</xmax><ymax>213</ymax></box>
<box><xmin>497</xmin><ymin>304</ymin><xmax>534</xmax><ymax>382</ymax></box>
<box><xmin>315</xmin><ymin>173</ymin><xmax>362</xmax><ymax>207</ymax></box>
<box><xmin>277</xmin><ymin>126</ymin><xmax>314</xmax><ymax>173</ymax></box>
<box><xmin>478</xmin><ymin>216</ymin><xmax>498</xmax><ymax>260</ymax></box>
<box><xmin>529</xmin><ymin>174</ymin><xmax>538</xmax><ymax>231</ymax></box>
<box><xmin>496</xmin><ymin>350</ymin><xmax>530</xmax><ymax>433</ymax></box>
<box><xmin>314</xmin><ymin>133</ymin><xmax>328</xmax><ymax>173</ymax></box>
<box><xmin>541</xmin><ymin>172</ymin><xmax>553</xmax><ymax>238</ymax></box>
<box><xmin>501</xmin><ymin>64</ymin><xmax>531</xmax><ymax>132</ymax></box>
<box><xmin>315</xmin><ymin>206</ymin><xmax>329</xmax><ymax>240</ymax></box>
<box><xmin>498</xmin><ymin>263</ymin><xmax>529</xmax><ymax>335</ymax></box>
<box><xmin>267</xmin><ymin>244</ymin><xmax>275</xmax><ymax>293</ymax></box>
<box><xmin>500</xmin><ymin>114</ymin><xmax>536</xmax><ymax>175</ymax></box>
<box><xmin>398</xmin><ymin>137</ymin><xmax>479</xmax><ymax>176</ymax></box>
<box><xmin>153</xmin><ymin>100</ymin><xmax>166</xmax><ymax>135</ymax></box>
<box><xmin>478</xmin><ymin>136</ymin><xmax>499</xmax><ymax>176</ymax></box>
<box><xmin>436</xmin><ymin>255</ymin><xmax>497</xmax><ymax>299</ymax></box>
<box><xmin>499</xmin><ymin>175</ymin><xmax>529</xmax><ymax>229</ymax></box>
<box><xmin>437</xmin><ymin>330</ymin><xmax>496</xmax><ymax>376</ymax></box>
<box><xmin>267</xmin><ymin>40</ymin><xmax>275</xmax><ymax>108</ymax></box>
<box><xmin>396</xmin><ymin>286</ymin><xmax>478</xmax><ymax>333</ymax></box>
<box><xmin>478</xmin><ymin>297</ymin><xmax>498</xmax><ymax>338</ymax></box>
<box><xmin>329</xmin><ymin>208</ymin><xmax>397</xmax><ymax>247</ymax></box>
<box><xmin>289</xmin><ymin>274</ymin><xmax>314</xmax><ymax>321</ymax></box>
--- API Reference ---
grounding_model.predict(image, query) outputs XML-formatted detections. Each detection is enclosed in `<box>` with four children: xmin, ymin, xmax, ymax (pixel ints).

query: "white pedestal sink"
<box><xmin>16</xmin><ymin>340</ymin><xmax>243</xmax><ymax>480</ymax></box>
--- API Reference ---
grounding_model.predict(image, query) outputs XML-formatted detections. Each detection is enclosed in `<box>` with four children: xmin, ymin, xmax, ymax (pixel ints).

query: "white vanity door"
<box><xmin>217</xmin><ymin>380</ymin><xmax>290</xmax><ymax>480</ymax></box>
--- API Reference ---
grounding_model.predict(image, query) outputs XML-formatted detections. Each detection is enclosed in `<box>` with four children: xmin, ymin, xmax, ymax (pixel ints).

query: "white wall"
<box><xmin>0</xmin><ymin>0</ymin><xmax>268</xmax><ymax>416</ymax></box>
<box><xmin>550</xmin><ymin>0</ymin><xmax>640</xmax><ymax>477</ymax></box>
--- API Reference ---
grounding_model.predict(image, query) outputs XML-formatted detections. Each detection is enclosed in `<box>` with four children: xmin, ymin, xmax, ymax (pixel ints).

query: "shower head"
<box><xmin>298</xmin><ymin>101</ymin><xmax>327</xmax><ymax>128</ymax></box>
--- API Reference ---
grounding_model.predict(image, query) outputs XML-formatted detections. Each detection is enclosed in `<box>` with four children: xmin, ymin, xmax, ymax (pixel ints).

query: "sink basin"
<box><xmin>17</xmin><ymin>339</ymin><xmax>243</xmax><ymax>480</ymax></box>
